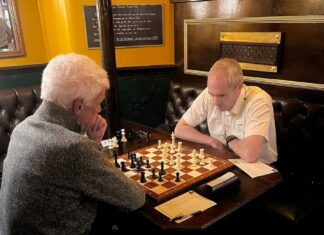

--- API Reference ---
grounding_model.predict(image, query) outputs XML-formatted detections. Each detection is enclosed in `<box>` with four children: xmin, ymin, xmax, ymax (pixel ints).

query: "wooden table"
<box><xmin>113</xmin><ymin>120</ymin><xmax>283</xmax><ymax>231</ymax></box>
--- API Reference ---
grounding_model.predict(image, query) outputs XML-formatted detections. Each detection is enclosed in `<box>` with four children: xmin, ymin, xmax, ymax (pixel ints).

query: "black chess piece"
<box><xmin>127</xmin><ymin>151</ymin><xmax>132</xmax><ymax>159</ymax></box>
<box><xmin>146</xmin><ymin>159</ymin><xmax>151</xmax><ymax>168</ymax></box>
<box><xmin>136</xmin><ymin>161</ymin><xmax>142</xmax><ymax>171</ymax></box>
<box><xmin>158</xmin><ymin>171</ymin><xmax>163</xmax><ymax>182</ymax></box>
<box><xmin>140</xmin><ymin>171</ymin><xmax>146</xmax><ymax>183</ymax></box>
<box><xmin>175</xmin><ymin>172</ymin><xmax>181</xmax><ymax>182</ymax></box>
<box><xmin>151</xmin><ymin>168</ymin><xmax>156</xmax><ymax>179</ymax></box>
<box><xmin>116</xmin><ymin>130</ymin><xmax>122</xmax><ymax>145</ymax></box>
<box><xmin>121</xmin><ymin>161</ymin><xmax>127</xmax><ymax>172</ymax></box>
<box><xmin>113</xmin><ymin>151</ymin><xmax>120</xmax><ymax>168</ymax></box>
<box><xmin>130</xmin><ymin>157</ymin><xmax>136</xmax><ymax>168</ymax></box>
<box><xmin>160</xmin><ymin>161</ymin><xmax>166</xmax><ymax>175</ymax></box>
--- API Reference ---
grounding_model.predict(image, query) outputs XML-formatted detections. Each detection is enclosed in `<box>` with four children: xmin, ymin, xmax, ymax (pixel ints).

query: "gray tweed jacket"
<box><xmin>0</xmin><ymin>101</ymin><xmax>145</xmax><ymax>235</ymax></box>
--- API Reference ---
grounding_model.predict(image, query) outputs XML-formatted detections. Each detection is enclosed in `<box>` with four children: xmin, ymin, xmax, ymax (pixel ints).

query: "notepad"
<box><xmin>155</xmin><ymin>190</ymin><xmax>216</xmax><ymax>223</ymax></box>
<box><xmin>229</xmin><ymin>159</ymin><xmax>278</xmax><ymax>178</ymax></box>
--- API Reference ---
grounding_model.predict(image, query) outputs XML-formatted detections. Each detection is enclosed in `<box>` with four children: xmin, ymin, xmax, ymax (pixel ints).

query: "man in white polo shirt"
<box><xmin>174</xmin><ymin>58</ymin><xmax>277</xmax><ymax>164</ymax></box>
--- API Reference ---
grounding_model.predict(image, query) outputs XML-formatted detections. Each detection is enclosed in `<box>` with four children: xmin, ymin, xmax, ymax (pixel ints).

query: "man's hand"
<box><xmin>208</xmin><ymin>137</ymin><xmax>226</xmax><ymax>150</ymax></box>
<box><xmin>85</xmin><ymin>115</ymin><xmax>107</xmax><ymax>141</ymax></box>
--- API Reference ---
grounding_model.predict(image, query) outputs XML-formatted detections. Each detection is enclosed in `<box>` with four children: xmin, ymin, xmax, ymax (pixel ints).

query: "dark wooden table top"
<box><xmin>114</xmin><ymin>120</ymin><xmax>282</xmax><ymax>231</ymax></box>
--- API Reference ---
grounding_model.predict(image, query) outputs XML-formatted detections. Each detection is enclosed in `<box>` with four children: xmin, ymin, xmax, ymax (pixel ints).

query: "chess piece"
<box><xmin>121</xmin><ymin>161</ymin><xmax>127</xmax><ymax>172</ymax></box>
<box><xmin>169</xmin><ymin>152</ymin><xmax>175</xmax><ymax>165</ymax></box>
<box><xmin>199</xmin><ymin>149</ymin><xmax>205</xmax><ymax>165</ymax></box>
<box><xmin>108</xmin><ymin>139</ymin><xmax>114</xmax><ymax>149</ymax></box>
<box><xmin>116</xmin><ymin>130</ymin><xmax>122</xmax><ymax>142</ymax></box>
<box><xmin>130</xmin><ymin>157</ymin><xmax>136</xmax><ymax>168</ymax></box>
<box><xmin>160</xmin><ymin>161</ymin><xmax>166</xmax><ymax>175</ymax></box>
<box><xmin>113</xmin><ymin>151</ymin><xmax>120</xmax><ymax>168</ymax></box>
<box><xmin>171</xmin><ymin>132</ymin><xmax>176</xmax><ymax>148</ymax></box>
<box><xmin>121</xmin><ymin>129</ymin><xmax>127</xmax><ymax>142</ymax></box>
<box><xmin>192</xmin><ymin>149</ymin><xmax>198</xmax><ymax>164</ymax></box>
<box><xmin>136</xmin><ymin>161</ymin><xmax>142</xmax><ymax>171</ymax></box>
<box><xmin>151</xmin><ymin>168</ymin><xmax>156</xmax><ymax>179</ymax></box>
<box><xmin>157</xmin><ymin>140</ymin><xmax>162</xmax><ymax>149</ymax></box>
<box><xmin>170</xmin><ymin>145</ymin><xmax>175</xmax><ymax>154</ymax></box>
<box><xmin>158</xmin><ymin>171</ymin><xmax>163</xmax><ymax>182</ymax></box>
<box><xmin>177</xmin><ymin>142</ymin><xmax>182</xmax><ymax>153</ymax></box>
<box><xmin>140</xmin><ymin>171</ymin><xmax>146</xmax><ymax>183</ymax></box>
<box><xmin>175</xmin><ymin>172</ymin><xmax>181</xmax><ymax>182</ymax></box>
<box><xmin>176</xmin><ymin>153</ymin><xmax>181</xmax><ymax>171</ymax></box>
<box><xmin>208</xmin><ymin>158</ymin><xmax>213</xmax><ymax>169</ymax></box>
<box><xmin>113</xmin><ymin>137</ymin><xmax>119</xmax><ymax>148</ymax></box>
<box><xmin>146</xmin><ymin>159</ymin><xmax>151</xmax><ymax>168</ymax></box>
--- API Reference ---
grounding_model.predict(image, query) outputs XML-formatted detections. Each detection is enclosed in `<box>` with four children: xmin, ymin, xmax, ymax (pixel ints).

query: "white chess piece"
<box><xmin>108</xmin><ymin>139</ymin><xmax>114</xmax><ymax>149</ymax></box>
<box><xmin>121</xmin><ymin>129</ymin><xmax>127</xmax><ymax>142</ymax></box>
<box><xmin>169</xmin><ymin>152</ymin><xmax>175</xmax><ymax>165</ymax></box>
<box><xmin>208</xmin><ymin>158</ymin><xmax>213</xmax><ymax>169</ymax></box>
<box><xmin>113</xmin><ymin>137</ymin><xmax>119</xmax><ymax>148</ymax></box>
<box><xmin>158</xmin><ymin>140</ymin><xmax>162</xmax><ymax>149</ymax></box>
<box><xmin>177</xmin><ymin>142</ymin><xmax>182</xmax><ymax>154</ymax></box>
<box><xmin>176</xmin><ymin>153</ymin><xmax>181</xmax><ymax>170</ymax></box>
<box><xmin>192</xmin><ymin>149</ymin><xmax>198</xmax><ymax>164</ymax></box>
<box><xmin>171</xmin><ymin>132</ymin><xmax>176</xmax><ymax>148</ymax></box>
<box><xmin>170</xmin><ymin>145</ymin><xmax>175</xmax><ymax>154</ymax></box>
<box><xmin>199</xmin><ymin>149</ymin><xmax>205</xmax><ymax>165</ymax></box>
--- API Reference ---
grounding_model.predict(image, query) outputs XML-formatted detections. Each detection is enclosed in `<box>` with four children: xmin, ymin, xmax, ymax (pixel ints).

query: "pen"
<box><xmin>170</xmin><ymin>210</ymin><xmax>202</xmax><ymax>222</ymax></box>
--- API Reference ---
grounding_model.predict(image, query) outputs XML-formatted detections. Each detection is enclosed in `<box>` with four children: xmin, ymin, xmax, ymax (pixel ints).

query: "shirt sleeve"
<box><xmin>244</xmin><ymin>93</ymin><xmax>273</xmax><ymax>141</ymax></box>
<box><xmin>182</xmin><ymin>88</ymin><xmax>210</xmax><ymax>127</ymax></box>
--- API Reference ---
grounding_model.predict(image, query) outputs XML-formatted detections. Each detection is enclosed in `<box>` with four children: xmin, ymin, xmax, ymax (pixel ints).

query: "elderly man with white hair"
<box><xmin>0</xmin><ymin>53</ymin><xmax>145</xmax><ymax>235</ymax></box>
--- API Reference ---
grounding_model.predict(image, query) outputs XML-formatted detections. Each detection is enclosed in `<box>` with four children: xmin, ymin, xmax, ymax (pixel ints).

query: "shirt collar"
<box><xmin>229</xmin><ymin>85</ymin><xmax>246</xmax><ymax>115</ymax></box>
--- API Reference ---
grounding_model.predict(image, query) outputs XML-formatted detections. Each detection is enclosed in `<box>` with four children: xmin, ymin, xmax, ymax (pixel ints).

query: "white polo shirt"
<box><xmin>183</xmin><ymin>85</ymin><xmax>277</xmax><ymax>164</ymax></box>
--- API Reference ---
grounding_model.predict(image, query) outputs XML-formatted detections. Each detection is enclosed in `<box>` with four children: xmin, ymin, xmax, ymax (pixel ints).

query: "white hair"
<box><xmin>209</xmin><ymin>58</ymin><xmax>243</xmax><ymax>88</ymax></box>
<box><xmin>41</xmin><ymin>53</ymin><xmax>109</xmax><ymax>109</ymax></box>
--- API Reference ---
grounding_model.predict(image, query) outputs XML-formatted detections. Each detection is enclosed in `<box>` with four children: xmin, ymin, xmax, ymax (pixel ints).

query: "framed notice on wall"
<box><xmin>84</xmin><ymin>6</ymin><xmax>100</xmax><ymax>49</ymax></box>
<box><xmin>83</xmin><ymin>4</ymin><xmax>164</xmax><ymax>49</ymax></box>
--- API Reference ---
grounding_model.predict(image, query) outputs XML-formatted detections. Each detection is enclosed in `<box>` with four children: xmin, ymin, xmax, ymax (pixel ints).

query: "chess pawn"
<box><xmin>171</xmin><ymin>132</ymin><xmax>176</xmax><ymax>148</ymax></box>
<box><xmin>192</xmin><ymin>149</ymin><xmax>198</xmax><ymax>164</ymax></box>
<box><xmin>199</xmin><ymin>149</ymin><xmax>206</xmax><ymax>165</ymax></box>
<box><xmin>121</xmin><ymin>129</ymin><xmax>127</xmax><ymax>142</ymax></box>
<box><xmin>208</xmin><ymin>158</ymin><xmax>213</xmax><ymax>169</ymax></box>
<box><xmin>177</xmin><ymin>142</ymin><xmax>182</xmax><ymax>153</ymax></box>
<box><xmin>113</xmin><ymin>137</ymin><xmax>119</xmax><ymax>148</ymax></box>
<box><xmin>157</xmin><ymin>140</ymin><xmax>162</xmax><ymax>149</ymax></box>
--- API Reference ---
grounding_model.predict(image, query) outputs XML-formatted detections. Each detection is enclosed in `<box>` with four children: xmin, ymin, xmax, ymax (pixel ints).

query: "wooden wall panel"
<box><xmin>173</xmin><ymin>0</ymin><xmax>324</xmax><ymax>102</ymax></box>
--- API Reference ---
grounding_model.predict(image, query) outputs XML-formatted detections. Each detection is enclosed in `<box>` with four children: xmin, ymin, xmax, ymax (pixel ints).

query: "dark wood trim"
<box><xmin>117</xmin><ymin>64</ymin><xmax>176</xmax><ymax>71</ymax></box>
<box><xmin>0</xmin><ymin>64</ymin><xmax>46</xmax><ymax>74</ymax></box>
<box><xmin>97</xmin><ymin>0</ymin><xmax>121</xmax><ymax>138</ymax></box>
<box><xmin>171</xmin><ymin>0</ymin><xmax>212</xmax><ymax>3</ymax></box>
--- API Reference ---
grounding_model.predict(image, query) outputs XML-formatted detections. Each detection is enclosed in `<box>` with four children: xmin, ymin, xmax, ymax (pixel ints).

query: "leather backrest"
<box><xmin>0</xmin><ymin>85</ymin><xmax>41</xmax><ymax>172</ymax></box>
<box><xmin>163</xmin><ymin>82</ymin><xmax>208</xmax><ymax>134</ymax></box>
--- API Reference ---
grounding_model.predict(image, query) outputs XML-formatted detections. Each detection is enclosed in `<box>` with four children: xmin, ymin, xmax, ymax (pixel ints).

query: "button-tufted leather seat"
<box><xmin>0</xmin><ymin>85</ymin><xmax>41</xmax><ymax>182</ymax></box>
<box><xmin>161</xmin><ymin>82</ymin><xmax>324</xmax><ymax>226</ymax></box>
<box><xmin>159</xmin><ymin>82</ymin><xmax>208</xmax><ymax>134</ymax></box>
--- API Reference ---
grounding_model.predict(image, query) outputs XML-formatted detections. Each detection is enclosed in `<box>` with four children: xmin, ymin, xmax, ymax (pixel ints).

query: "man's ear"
<box><xmin>72</xmin><ymin>97</ymin><xmax>83</xmax><ymax>117</ymax></box>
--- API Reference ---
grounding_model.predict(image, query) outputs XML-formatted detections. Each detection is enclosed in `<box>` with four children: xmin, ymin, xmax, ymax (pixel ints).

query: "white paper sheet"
<box><xmin>229</xmin><ymin>159</ymin><xmax>278</xmax><ymax>178</ymax></box>
<box><xmin>155</xmin><ymin>190</ymin><xmax>216</xmax><ymax>223</ymax></box>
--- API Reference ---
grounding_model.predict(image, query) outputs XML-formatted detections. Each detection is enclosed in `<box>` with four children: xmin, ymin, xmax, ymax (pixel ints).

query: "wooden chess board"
<box><xmin>113</xmin><ymin>141</ymin><xmax>233</xmax><ymax>201</ymax></box>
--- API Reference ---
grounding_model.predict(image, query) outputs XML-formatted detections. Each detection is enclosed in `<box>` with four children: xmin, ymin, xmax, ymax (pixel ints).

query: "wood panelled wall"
<box><xmin>172</xmin><ymin>0</ymin><xmax>324</xmax><ymax>102</ymax></box>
